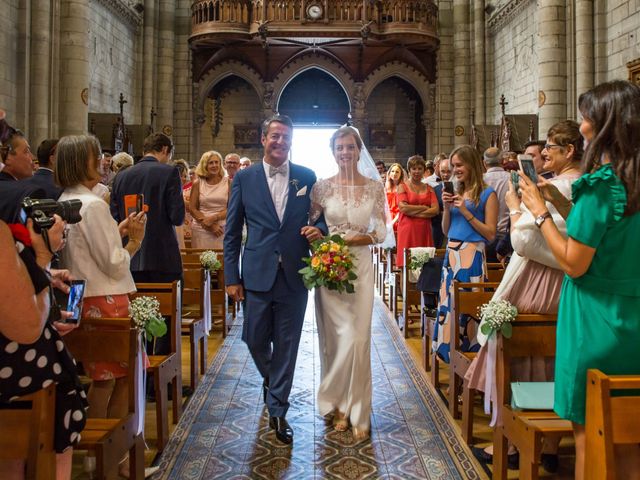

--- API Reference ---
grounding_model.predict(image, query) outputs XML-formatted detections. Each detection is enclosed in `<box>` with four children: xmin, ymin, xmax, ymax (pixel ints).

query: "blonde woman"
<box><xmin>384</xmin><ymin>163</ymin><xmax>405</xmax><ymax>233</ymax></box>
<box><xmin>189</xmin><ymin>151</ymin><xmax>229</xmax><ymax>249</ymax></box>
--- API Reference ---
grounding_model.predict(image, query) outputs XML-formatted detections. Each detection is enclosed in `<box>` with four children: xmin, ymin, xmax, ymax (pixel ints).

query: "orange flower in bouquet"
<box><xmin>299</xmin><ymin>234</ymin><xmax>358</xmax><ymax>293</ymax></box>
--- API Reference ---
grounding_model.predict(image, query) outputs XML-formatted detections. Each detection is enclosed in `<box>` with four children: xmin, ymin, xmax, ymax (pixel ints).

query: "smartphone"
<box><xmin>59</xmin><ymin>280</ymin><xmax>87</xmax><ymax>324</ymax></box>
<box><xmin>124</xmin><ymin>194</ymin><xmax>145</xmax><ymax>216</ymax></box>
<box><xmin>517</xmin><ymin>154</ymin><xmax>538</xmax><ymax>184</ymax></box>
<box><xmin>510</xmin><ymin>171</ymin><xmax>520</xmax><ymax>193</ymax></box>
<box><xmin>443</xmin><ymin>181</ymin><xmax>454</xmax><ymax>195</ymax></box>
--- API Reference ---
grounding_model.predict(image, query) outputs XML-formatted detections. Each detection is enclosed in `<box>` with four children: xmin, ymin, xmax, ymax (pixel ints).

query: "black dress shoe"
<box><xmin>262</xmin><ymin>378</ymin><xmax>269</xmax><ymax>404</ymax></box>
<box><xmin>541</xmin><ymin>453</ymin><xmax>559</xmax><ymax>473</ymax></box>
<box><xmin>471</xmin><ymin>446</ymin><xmax>519</xmax><ymax>470</ymax></box>
<box><xmin>269</xmin><ymin>416</ymin><xmax>293</xmax><ymax>444</ymax></box>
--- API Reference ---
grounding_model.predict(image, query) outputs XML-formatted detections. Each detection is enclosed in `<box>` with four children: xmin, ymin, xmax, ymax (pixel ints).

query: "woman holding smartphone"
<box><xmin>519</xmin><ymin>80</ymin><xmax>640</xmax><ymax>478</ymax></box>
<box><xmin>395</xmin><ymin>155</ymin><xmax>439</xmax><ymax>268</ymax></box>
<box><xmin>433</xmin><ymin>145</ymin><xmax>498</xmax><ymax>362</ymax></box>
<box><xmin>56</xmin><ymin>135</ymin><xmax>149</xmax><ymax>476</ymax></box>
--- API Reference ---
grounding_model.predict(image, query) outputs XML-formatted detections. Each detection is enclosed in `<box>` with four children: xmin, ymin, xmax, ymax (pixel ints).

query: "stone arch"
<box><xmin>196</xmin><ymin>61</ymin><xmax>264</xmax><ymax>113</ymax></box>
<box><xmin>271</xmin><ymin>53</ymin><xmax>356</xmax><ymax>112</ymax></box>
<box><xmin>363</xmin><ymin>62</ymin><xmax>432</xmax><ymax>117</ymax></box>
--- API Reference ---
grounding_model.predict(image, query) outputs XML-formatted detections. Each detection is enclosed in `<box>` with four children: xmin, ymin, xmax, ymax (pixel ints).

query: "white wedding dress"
<box><xmin>310</xmin><ymin>177</ymin><xmax>387</xmax><ymax>430</ymax></box>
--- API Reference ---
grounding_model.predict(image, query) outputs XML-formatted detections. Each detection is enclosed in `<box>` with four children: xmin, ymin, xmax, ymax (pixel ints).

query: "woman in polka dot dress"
<box><xmin>0</xmin><ymin>217</ymin><xmax>87</xmax><ymax>479</ymax></box>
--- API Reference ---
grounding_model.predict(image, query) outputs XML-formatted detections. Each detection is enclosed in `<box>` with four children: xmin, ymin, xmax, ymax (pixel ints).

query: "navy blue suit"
<box><xmin>432</xmin><ymin>182</ymin><xmax>445</xmax><ymax>248</ymax></box>
<box><xmin>110</xmin><ymin>156</ymin><xmax>185</xmax><ymax>280</ymax></box>
<box><xmin>0</xmin><ymin>172</ymin><xmax>43</xmax><ymax>223</ymax></box>
<box><xmin>224</xmin><ymin>162</ymin><xmax>326</xmax><ymax>417</ymax></box>
<box><xmin>27</xmin><ymin>168</ymin><xmax>62</xmax><ymax>200</ymax></box>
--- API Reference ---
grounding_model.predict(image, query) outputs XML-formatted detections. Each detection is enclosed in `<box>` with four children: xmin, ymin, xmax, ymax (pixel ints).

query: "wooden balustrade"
<box><xmin>190</xmin><ymin>0</ymin><xmax>437</xmax><ymax>40</ymax></box>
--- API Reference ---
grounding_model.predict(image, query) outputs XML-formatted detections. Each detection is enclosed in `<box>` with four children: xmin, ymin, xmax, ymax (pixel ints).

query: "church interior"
<box><xmin>1</xmin><ymin>0</ymin><xmax>640</xmax><ymax>478</ymax></box>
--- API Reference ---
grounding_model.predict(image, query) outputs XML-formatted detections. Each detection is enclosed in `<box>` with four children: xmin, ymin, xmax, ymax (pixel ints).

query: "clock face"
<box><xmin>307</xmin><ymin>4</ymin><xmax>323</xmax><ymax>19</ymax></box>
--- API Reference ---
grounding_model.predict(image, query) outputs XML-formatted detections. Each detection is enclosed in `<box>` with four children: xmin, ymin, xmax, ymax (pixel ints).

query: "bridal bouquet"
<box><xmin>199</xmin><ymin>250</ymin><xmax>222</xmax><ymax>271</ymax></box>
<box><xmin>479</xmin><ymin>299</ymin><xmax>518</xmax><ymax>339</ymax></box>
<box><xmin>130</xmin><ymin>296</ymin><xmax>167</xmax><ymax>339</ymax></box>
<box><xmin>299</xmin><ymin>234</ymin><xmax>358</xmax><ymax>293</ymax></box>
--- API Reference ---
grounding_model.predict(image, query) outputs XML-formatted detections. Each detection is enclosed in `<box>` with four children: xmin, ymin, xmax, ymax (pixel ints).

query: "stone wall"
<box><xmin>601</xmin><ymin>0</ymin><xmax>640</xmax><ymax>81</ymax></box>
<box><xmin>365</xmin><ymin>80</ymin><xmax>416</xmax><ymax>166</ymax></box>
<box><xmin>433</xmin><ymin>0</ymin><xmax>455</xmax><ymax>155</ymax></box>
<box><xmin>199</xmin><ymin>83</ymin><xmax>263</xmax><ymax>163</ymax></box>
<box><xmin>0</xmin><ymin>0</ymin><xmax>20</xmax><ymax>123</ymax></box>
<box><xmin>88</xmin><ymin>0</ymin><xmax>140</xmax><ymax>123</ymax></box>
<box><xmin>173</xmin><ymin>0</ymin><xmax>193</xmax><ymax>160</ymax></box>
<box><xmin>488</xmin><ymin>0</ymin><xmax>538</xmax><ymax>123</ymax></box>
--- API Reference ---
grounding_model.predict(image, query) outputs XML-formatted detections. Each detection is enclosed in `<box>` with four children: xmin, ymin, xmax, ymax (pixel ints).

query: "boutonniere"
<box><xmin>290</xmin><ymin>179</ymin><xmax>308</xmax><ymax>197</ymax></box>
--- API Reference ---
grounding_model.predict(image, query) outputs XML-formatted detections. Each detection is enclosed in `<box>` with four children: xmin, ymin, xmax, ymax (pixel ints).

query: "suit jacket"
<box><xmin>431</xmin><ymin>183</ymin><xmax>445</xmax><ymax>248</ymax></box>
<box><xmin>224</xmin><ymin>162</ymin><xmax>327</xmax><ymax>293</ymax></box>
<box><xmin>27</xmin><ymin>168</ymin><xmax>62</xmax><ymax>200</ymax></box>
<box><xmin>0</xmin><ymin>172</ymin><xmax>43</xmax><ymax>223</ymax></box>
<box><xmin>110</xmin><ymin>156</ymin><xmax>185</xmax><ymax>275</ymax></box>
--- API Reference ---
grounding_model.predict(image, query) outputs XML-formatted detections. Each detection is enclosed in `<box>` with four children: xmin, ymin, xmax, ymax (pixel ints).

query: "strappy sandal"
<box><xmin>352</xmin><ymin>427</ymin><xmax>370</xmax><ymax>443</ymax></box>
<box><xmin>333</xmin><ymin>412</ymin><xmax>349</xmax><ymax>432</ymax></box>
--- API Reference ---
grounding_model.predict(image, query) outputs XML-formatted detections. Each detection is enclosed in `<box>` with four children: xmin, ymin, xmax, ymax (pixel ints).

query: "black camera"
<box><xmin>21</xmin><ymin>197</ymin><xmax>82</xmax><ymax>232</ymax></box>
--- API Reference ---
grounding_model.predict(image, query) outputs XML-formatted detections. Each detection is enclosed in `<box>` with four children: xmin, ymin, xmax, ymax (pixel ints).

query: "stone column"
<box><xmin>142</xmin><ymin>0</ymin><xmax>157</xmax><ymax>123</ymax></box>
<box><xmin>29</xmin><ymin>0</ymin><xmax>52</xmax><ymax>144</ymax></box>
<box><xmin>58</xmin><ymin>0</ymin><xmax>89</xmax><ymax>135</ymax></box>
<box><xmin>157</xmin><ymin>0</ymin><xmax>175</xmax><ymax>136</ymax></box>
<box><xmin>453</xmin><ymin>0</ymin><xmax>471</xmax><ymax>146</ymax></box>
<box><xmin>473</xmin><ymin>0</ymin><xmax>485</xmax><ymax>124</ymax></box>
<box><xmin>537</xmin><ymin>0</ymin><xmax>566</xmax><ymax>135</ymax></box>
<box><xmin>575</xmin><ymin>0</ymin><xmax>594</xmax><ymax>100</ymax></box>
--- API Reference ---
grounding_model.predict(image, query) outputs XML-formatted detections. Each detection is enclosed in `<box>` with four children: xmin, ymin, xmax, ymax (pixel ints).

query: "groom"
<box><xmin>224</xmin><ymin>114</ymin><xmax>326</xmax><ymax>444</ymax></box>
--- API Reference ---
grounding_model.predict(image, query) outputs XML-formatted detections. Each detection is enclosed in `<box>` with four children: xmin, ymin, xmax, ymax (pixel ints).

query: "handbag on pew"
<box><xmin>510</xmin><ymin>381</ymin><xmax>555</xmax><ymax>410</ymax></box>
<box><xmin>416</xmin><ymin>256</ymin><xmax>444</xmax><ymax>294</ymax></box>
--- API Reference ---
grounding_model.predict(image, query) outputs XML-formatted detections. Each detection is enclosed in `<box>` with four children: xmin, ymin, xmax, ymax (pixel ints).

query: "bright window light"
<box><xmin>290</xmin><ymin>127</ymin><xmax>338</xmax><ymax>179</ymax></box>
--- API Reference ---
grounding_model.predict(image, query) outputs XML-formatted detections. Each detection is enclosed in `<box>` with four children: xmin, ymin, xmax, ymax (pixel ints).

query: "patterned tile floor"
<box><xmin>155</xmin><ymin>297</ymin><xmax>487</xmax><ymax>479</ymax></box>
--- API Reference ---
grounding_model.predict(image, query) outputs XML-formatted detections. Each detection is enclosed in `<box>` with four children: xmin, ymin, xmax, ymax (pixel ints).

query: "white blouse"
<box><xmin>58</xmin><ymin>184</ymin><xmax>136</xmax><ymax>297</ymax></box>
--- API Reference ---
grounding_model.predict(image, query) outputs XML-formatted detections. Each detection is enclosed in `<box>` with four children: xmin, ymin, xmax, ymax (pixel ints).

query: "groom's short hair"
<box><xmin>261</xmin><ymin>114</ymin><xmax>293</xmax><ymax>137</ymax></box>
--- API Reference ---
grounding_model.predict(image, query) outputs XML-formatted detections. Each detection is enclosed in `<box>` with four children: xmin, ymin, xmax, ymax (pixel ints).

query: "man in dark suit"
<box><xmin>27</xmin><ymin>139</ymin><xmax>62</xmax><ymax>199</ymax></box>
<box><xmin>111</xmin><ymin>132</ymin><xmax>184</xmax><ymax>284</ymax></box>
<box><xmin>224</xmin><ymin>114</ymin><xmax>326</xmax><ymax>445</ymax></box>
<box><xmin>0</xmin><ymin>130</ymin><xmax>42</xmax><ymax>223</ymax></box>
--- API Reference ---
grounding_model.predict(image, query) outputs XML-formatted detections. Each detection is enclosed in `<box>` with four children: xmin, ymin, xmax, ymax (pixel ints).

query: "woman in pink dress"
<box><xmin>396</xmin><ymin>155</ymin><xmax>439</xmax><ymax>267</ymax></box>
<box><xmin>189</xmin><ymin>150</ymin><xmax>229</xmax><ymax>249</ymax></box>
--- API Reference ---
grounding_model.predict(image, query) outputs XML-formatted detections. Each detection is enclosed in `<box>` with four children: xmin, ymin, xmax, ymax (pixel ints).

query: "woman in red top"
<box><xmin>396</xmin><ymin>155</ymin><xmax>439</xmax><ymax>267</ymax></box>
<box><xmin>385</xmin><ymin>163</ymin><xmax>405</xmax><ymax>235</ymax></box>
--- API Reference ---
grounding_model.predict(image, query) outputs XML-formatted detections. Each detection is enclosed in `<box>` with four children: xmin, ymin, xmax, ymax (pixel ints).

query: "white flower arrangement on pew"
<box><xmin>479</xmin><ymin>299</ymin><xmax>518</xmax><ymax>339</ymax></box>
<box><xmin>407</xmin><ymin>247</ymin><xmax>435</xmax><ymax>282</ymax></box>
<box><xmin>130</xmin><ymin>296</ymin><xmax>167</xmax><ymax>340</ymax></box>
<box><xmin>199</xmin><ymin>250</ymin><xmax>222</xmax><ymax>271</ymax></box>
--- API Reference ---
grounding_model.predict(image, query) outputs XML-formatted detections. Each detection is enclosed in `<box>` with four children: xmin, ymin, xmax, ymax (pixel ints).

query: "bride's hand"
<box><xmin>301</xmin><ymin>225</ymin><xmax>322</xmax><ymax>242</ymax></box>
<box><xmin>342</xmin><ymin>231</ymin><xmax>359</xmax><ymax>244</ymax></box>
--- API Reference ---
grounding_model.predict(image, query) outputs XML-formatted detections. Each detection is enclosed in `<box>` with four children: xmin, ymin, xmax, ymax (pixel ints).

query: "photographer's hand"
<box><xmin>27</xmin><ymin>215</ymin><xmax>66</xmax><ymax>268</ymax></box>
<box><xmin>125</xmin><ymin>211</ymin><xmax>146</xmax><ymax>255</ymax></box>
<box><xmin>53</xmin><ymin>316</ymin><xmax>79</xmax><ymax>336</ymax></box>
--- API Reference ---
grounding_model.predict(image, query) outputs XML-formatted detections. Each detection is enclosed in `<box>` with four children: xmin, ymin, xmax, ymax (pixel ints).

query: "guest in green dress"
<box><xmin>519</xmin><ymin>80</ymin><xmax>640</xmax><ymax>479</ymax></box>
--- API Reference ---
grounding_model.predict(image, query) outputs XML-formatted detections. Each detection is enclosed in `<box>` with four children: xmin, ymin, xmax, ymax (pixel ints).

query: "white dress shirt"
<box><xmin>58</xmin><ymin>184</ymin><xmax>136</xmax><ymax>297</ymax></box>
<box><xmin>262</xmin><ymin>159</ymin><xmax>289</xmax><ymax>223</ymax></box>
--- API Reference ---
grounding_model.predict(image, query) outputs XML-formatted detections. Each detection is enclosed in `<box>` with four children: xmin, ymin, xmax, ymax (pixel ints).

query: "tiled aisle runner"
<box><xmin>155</xmin><ymin>297</ymin><xmax>486</xmax><ymax>479</ymax></box>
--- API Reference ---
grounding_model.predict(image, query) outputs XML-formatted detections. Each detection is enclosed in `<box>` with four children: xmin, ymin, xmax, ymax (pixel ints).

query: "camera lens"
<box><xmin>56</xmin><ymin>199</ymin><xmax>82</xmax><ymax>224</ymax></box>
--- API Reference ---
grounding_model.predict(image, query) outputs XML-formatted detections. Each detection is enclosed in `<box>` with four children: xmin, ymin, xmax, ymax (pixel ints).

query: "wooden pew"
<box><xmin>0</xmin><ymin>383</ymin><xmax>57</xmax><ymax>479</ymax></box>
<box><xmin>493</xmin><ymin>313</ymin><xmax>573</xmax><ymax>480</ymax></box>
<box><xmin>131</xmin><ymin>281</ymin><xmax>182</xmax><ymax>452</ymax></box>
<box><xmin>181</xmin><ymin>248</ymin><xmax>233</xmax><ymax>336</ymax></box>
<box><xmin>181</xmin><ymin>265</ymin><xmax>211</xmax><ymax>390</ymax></box>
<box><xmin>397</xmin><ymin>248</ymin><xmax>423</xmax><ymax>338</ymax></box>
<box><xmin>448</xmin><ymin>281</ymin><xmax>499</xmax><ymax>444</ymax></box>
<box><xmin>66</xmin><ymin>321</ymin><xmax>144</xmax><ymax>480</ymax></box>
<box><xmin>585</xmin><ymin>369</ymin><xmax>640</xmax><ymax>480</ymax></box>
<box><xmin>487</xmin><ymin>262</ymin><xmax>506</xmax><ymax>282</ymax></box>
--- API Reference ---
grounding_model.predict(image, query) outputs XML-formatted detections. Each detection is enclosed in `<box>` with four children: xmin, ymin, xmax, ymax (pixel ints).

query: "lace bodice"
<box><xmin>310</xmin><ymin>178</ymin><xmax>387</xmax><ymax>242</ymax></box>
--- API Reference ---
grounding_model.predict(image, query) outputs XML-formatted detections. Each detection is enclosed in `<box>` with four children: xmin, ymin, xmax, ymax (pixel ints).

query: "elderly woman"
<box><xmin>189</xmin><ymin>150</ymin><xmax>229</xmax><ymax>249</ymax></box>
<box><xmin>395</xmin><ymin>155</ymin><xmax>439</xmax><ymax>267</ymax></box>
<box><xmin>467</xmin><ymin>120</ymin><xmax>584</xmax><ymax>472</ymax></box>
<box><xmin>55</xmin><ymin>135</ymin><xmax>147</xmax><ymax>476</ymax></box>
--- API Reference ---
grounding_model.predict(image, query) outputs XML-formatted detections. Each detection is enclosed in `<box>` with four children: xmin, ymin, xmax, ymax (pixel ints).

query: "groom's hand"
<box><xmin>301</xmin><ymin>226</ymin><xmax>322</xmax><ymax>243</ymax></box>
<box><xmin>226</xmin><ymin>284</ymin><xmax>245</xmax><ymax>302</ymax></box>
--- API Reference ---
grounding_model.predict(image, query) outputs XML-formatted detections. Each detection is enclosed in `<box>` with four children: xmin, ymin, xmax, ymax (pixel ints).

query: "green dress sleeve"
<box><xmin>566</xmin><ymin>165</ymin><xmax>626</xmax><ymax>249</ymax></box>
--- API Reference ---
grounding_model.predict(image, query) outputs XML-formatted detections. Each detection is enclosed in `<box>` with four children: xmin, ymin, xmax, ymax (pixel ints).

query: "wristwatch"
<box><xmin>535</xmin><ymin>212</ymin><xmax>552</xmax><ymax>228</ymax></box>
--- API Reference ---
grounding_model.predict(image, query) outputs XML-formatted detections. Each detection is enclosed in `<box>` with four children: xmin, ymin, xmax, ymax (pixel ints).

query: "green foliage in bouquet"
<box><xmin>130</xmin><ymin>296</ymin><xmax>167</xmax><ymax>339</ymax></box>
<box><xmin>479</xmin><ymin>299</ymin><xmax>518</xmax><ymax>339</ymax></box>
<box><xmin>299</xmin><ymin>234</ymin><xmax>358</xmax><ymax>293</ymax></box>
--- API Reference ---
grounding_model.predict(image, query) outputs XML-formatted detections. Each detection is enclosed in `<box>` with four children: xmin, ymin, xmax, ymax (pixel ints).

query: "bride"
<box><xmin>309</xmin><ymin>126</ymin><xmax>388</xmax><ymax>442</ymax></box>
